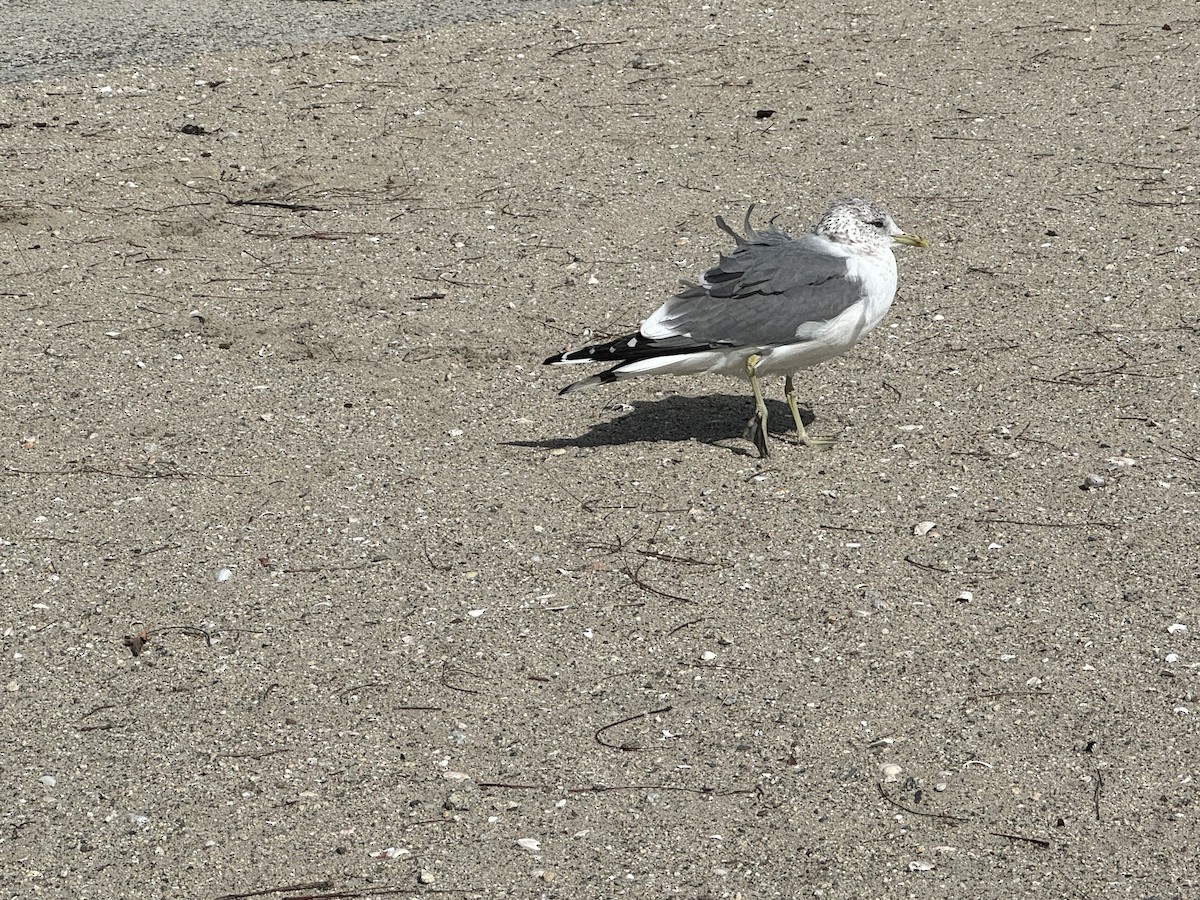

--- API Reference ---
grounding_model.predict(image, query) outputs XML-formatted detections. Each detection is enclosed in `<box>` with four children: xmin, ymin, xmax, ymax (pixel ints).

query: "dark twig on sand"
<box><xmin>666</xmin><ymin>617</ymin><xmax>705</xmax><ymax>637</ymax></box>
<box><xmin>440</xmin><ymin>661</ymin><xmax>486</xmax><ymax>695</ymax></box>
<box><xmin>623</xmin><ymin>562</ymin><xmax>694</xmax><ymax>604</ymax></box>
<box><xmin>903</xmin><ymin>554</ymin><xmax>952</xmax><ymax>574</ymax></box>
<box><xmin>594</xmin><ymin>705</ymin><xmax>672</xmax><ymax>751</ymax></box>
<box><xmin>215</xmin><ymin>881</ymin><xmax>335</xmax><ymax>900</ymax></box>
<box><xmin>878</xmin><ymin>783</ymin><xmax>1052</xmax><ymax>848</ymax></box>
<box><xmin>877</xmin><ymin>783</ymin><xmax>969</xmax><ymax>823</ymax></box>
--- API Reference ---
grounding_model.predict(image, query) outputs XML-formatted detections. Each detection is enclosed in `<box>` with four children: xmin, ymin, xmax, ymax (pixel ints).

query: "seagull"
<box><xmin>543</xmin><ymin>197</ymin><xmax>929</xmax><ymax>457</ymax></box>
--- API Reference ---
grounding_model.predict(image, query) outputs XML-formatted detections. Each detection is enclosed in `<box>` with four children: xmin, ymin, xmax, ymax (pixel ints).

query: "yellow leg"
<box><xmin>784</xmin><ymin>375</ymin><xmax>836</xmax><ymax>450</ymax></box>
<box><xmin>742</xmin><ymin>354</ymin><xmax>770</xmax><ymax>458</ymax></box>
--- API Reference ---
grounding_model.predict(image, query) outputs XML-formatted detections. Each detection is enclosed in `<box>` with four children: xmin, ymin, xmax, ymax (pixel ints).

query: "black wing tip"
<box><xmin>547</xmin><ymin>334</ymin><xmax>651</xmax><ymax>366</ymax></box>
<box><xmin>545</xmin><ymin>344</ymin><xmax>608</xmax><ymax>365</ymax></box>
<box><xmin>558</xmin><ymin>369</ymin><xmax>620</xmax><ymax>395</ymax></box>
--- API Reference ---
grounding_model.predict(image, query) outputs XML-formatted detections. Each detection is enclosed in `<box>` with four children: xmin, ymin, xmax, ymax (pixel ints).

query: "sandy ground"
<box><xmin>2</xmin><ymin>1</ymin><xmax>1199</xmax><ymax>898</ymax></box>
<box><xmin>0</xmin><ymin>0</ymin><xmax>601</xmax><ymax>85</ymax></box>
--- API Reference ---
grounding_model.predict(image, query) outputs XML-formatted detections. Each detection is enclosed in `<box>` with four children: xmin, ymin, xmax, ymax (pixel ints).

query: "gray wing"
<box><xmin>642</xmin><ymin>214</ymin><xmax>863</xmax><ymax>347</ymax></box>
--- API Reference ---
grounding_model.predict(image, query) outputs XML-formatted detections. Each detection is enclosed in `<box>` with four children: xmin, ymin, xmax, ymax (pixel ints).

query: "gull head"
<box><xmin>816</xmin><ymin>197</ymin><xmax>929</xmax><ymax>252</ymax></box>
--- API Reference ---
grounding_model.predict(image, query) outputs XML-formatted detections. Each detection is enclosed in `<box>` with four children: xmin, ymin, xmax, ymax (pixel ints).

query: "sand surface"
<box><xmin>0</xmin><ymin>0</ymin><xmax>601</xmax><ymax>84</ymax></box>
<box><xmin>2</xmin><ymin>1</ymin><xmax>1199</xmax><ymax>898</ymax></box>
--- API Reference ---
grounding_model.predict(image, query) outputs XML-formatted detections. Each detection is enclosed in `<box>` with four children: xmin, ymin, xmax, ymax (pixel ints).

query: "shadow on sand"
<box><xmin>510</xmin><ymin>393</ymin><xmax>816</xmax><ymax>455</ymax></box>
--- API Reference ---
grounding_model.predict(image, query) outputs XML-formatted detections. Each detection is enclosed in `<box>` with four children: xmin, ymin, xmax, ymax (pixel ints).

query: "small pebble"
<box><xmin>418</xmin><ymin>870</ymin><xmax>434</xmax><ymax>885</ymax></box>
<box><xmin>1168</xmin><ymin>623</ymin><xmax>1187</xmax><ymax>635</ymax></box>
<box><xmin>1082</xmin><ymin>473</ymin><xmax>1107</xmax><ymax>490</ymax></box>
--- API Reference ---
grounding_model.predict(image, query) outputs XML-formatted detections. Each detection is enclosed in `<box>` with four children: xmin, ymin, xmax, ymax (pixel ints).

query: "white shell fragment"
<box><xmin>368</xmin><ymin>847</ymin><xmax>411</xmax><ymax>860</ymax></box>
<box><xmin>517</xmin><ymin>838</ymin><xmax>542</xmax><ymax>852</ymax></box>
<box><xmin>956</xmin><ymin>590</ymin><xmax>974</xmax><ymax>603</ymax></box>
<box><xmin>215</xmin><ymin>567</ymin><xmax>233</xmax><ymax>582</ymax></box>
<box><xmin>1168</xmin><ymin>623</ymin><xmax>1188</xmax><ymax>635</ymax></box>
<box><xmin>881</xmin><ymin>763</ymin><xmax>902</xmax><ymax>783</ymax></box>
<box><xmin>913</xmin><ymin>521</ymin><xmax>937</xmax><ymax>537</ymax></box>
<box><xmin>908</xmin><ymin>860</ymin><xmax>936</xmax><ymax>872</ymax></box>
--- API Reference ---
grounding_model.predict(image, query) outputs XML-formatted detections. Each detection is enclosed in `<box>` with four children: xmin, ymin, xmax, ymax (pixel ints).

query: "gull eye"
<box><xmin>868</xmin><ymin>218</ymin><xmax>886</xmax><ymax>229</ymax></box>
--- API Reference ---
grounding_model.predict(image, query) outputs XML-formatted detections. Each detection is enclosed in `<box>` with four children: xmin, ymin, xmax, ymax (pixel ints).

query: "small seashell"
<box><xmin>908</xmin><ymin>860</ymin><xmax>935</xmax><ymax>872</ymax></box>
<box><xmin>700</xmin><ymin>650</ymin><xmax>717</xmax><ymax>661</ymax></box>
<box><xmin>1168</xmin><ymin>623</ymin><xmax>1187</xmax><ymax>635</ymax></box>
<box><xmin>955</xmin><ymin>590</ymin><xmax>973</xmax><ymax>603</ymax></box>
<box><xmin>369</xmin><ymin>846</ymin><xmax>410</xmax><ymax>859</ymax></box>
<box><xmin>40</xmin><ymin>775</ymin><xmax>57</xmax><ymax>787</ymax></box>
<box><xmin>467</xmin><ymin>609</ymin><xmax>486</xmax><ymax>618</ymax></box>
<box><xmin>215</xmin><ymin>567</ymin><xmax>232</xmax><ymax>582</ymax></box>
<box><xmin>517</xmin><ymin>837</ymin><xmax>542</xmax><ymax>852</ymax></box>
<box><xmin>913</xmin><ymin>521</ymin><xmax>937</xmax><ymax>537</ymax></box>
<box><xmin>1081</xmin><ymin>473</ymin><xmax>1107</xmax><ymax>490</ymax></box>
<box><xmin>881</xmin><ymin>763</ymin><xmax>902</xmax><ymax>782</ymax></box>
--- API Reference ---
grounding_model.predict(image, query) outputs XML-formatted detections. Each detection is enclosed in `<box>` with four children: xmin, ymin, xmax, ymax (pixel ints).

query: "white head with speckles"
<box><xmin>815</xmin><ymin>197</ymin><xmax>929</xmax><ymax>252</ymax></box>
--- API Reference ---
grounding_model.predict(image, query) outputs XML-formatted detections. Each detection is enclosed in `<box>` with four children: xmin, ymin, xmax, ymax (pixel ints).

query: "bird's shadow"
<box><xmin>510</xmin><ymin>393</ymin><xmax>815</xmax><ymax>455</ymax></box>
